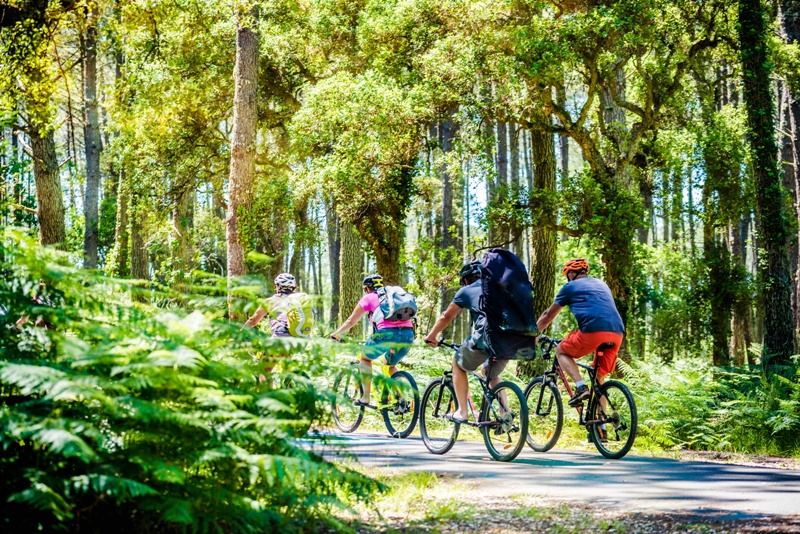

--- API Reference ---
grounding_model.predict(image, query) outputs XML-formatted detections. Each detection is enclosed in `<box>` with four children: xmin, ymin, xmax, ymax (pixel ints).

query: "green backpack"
<box><xmin>270</xmin><ymin>292</ymin><xmax>315</xmax><ymax>337</ymax></box>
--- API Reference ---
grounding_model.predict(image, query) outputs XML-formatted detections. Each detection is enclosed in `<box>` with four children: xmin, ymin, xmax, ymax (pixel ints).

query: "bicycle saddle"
<box><xmin>597</xmin><ymin>342</ymin><xmax>616</xmax><ymax>351</ymax></box>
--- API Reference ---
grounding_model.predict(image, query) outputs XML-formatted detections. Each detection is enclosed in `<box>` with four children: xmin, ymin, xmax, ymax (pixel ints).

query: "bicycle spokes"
<box><xmin>589</xmin><ymin>380</ymin><xmax>637</xmax><ymax>459</ymax></box>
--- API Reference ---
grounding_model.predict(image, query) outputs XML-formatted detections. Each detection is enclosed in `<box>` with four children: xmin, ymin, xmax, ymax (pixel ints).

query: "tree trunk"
<box><xmin>326</xmin><ymin>201</ymin><xmax>341</xmax><ymax>326</ymax></box>
<box><xmin>510</xmin><ymin>122</ymin><xmax>524</xmax><ymax>255</ymax></box>
<box><xmin>226</xmin><ymin>13</ymin><xmax>258</xmax><ymax>316</ymax></box>
<box><xmin>289</xmin><ymin>201</ymin><xmax>309</xmax><ymax>288</ymax></box>
<box><xmin>172</xmin><ymin>183</ymin><xmax>194</xmax><ymax>278</ymax></box>
<box><xmin>83</xmin><ymin>7</ymin><xmax>101</xmax><ymax>268</ymax></box>
<box><xmin>440</xmin><ymin>113</ymin><xmax>457</xmax><ymax>310</ymax></box>
<box><xmin>130</xmin><ymin>192</ymin><xmax>148</xmax><ymax>280</ymax></box>
<box><xmin>739</xmin><ymin>0</ymin><xmax>795</xmax><ymax>367</ymax></box>
<box><xmin>519</xmin><ymin>118</ymin><xmax>557</xmax><ymax>379</ymax></box>
<box><xmin>729</xmin><ymin>221</ymin><xmax>753</xmax><ymax>365</ymax></box>
<box><xmin>30</xmin><ymin>126</ymin><xmax>66</xmax><ymax>247</ymax></box>
<box><xmin>339</xmin><ymin>222</ymin><xmax>364</xmax><ymax>339</ymax></box>
<box><xmin>671</xmin><ymin>169</ymin><xmax>682</xmax><ymax>243</ymax></box>
<box><xmin>703</xmin><ymin>178</ymin><xmax>732</xmax><ymax>366</ymax></box>
<box><xmin>371</xmin><ymin>224</ymin><xmax>403</xmax><ymax>285</ymax></box>
<box><xmin>557</xmin><ymin>85</ymin><xmax>569</xmax><ymax>176</ymax></box>
<box><xmin>638</xmin><ymin>176</ymin><xmax>653</xmax><ymax>245</ymax></box>
<box><xmin>780</xmin><ymin>0</ymin><xmax>800</xmax><ymax>345</ymax></box>
<box><xmin>111</xmin><ymin>169</ymin><xmax>129</xmax><ymax>276</ymax></box>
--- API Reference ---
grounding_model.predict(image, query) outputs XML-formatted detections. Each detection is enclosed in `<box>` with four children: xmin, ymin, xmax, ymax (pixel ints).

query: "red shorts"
<box><xmin>559</xmin><ymin>330</ymin><xmax>624</xmax><ymax>377</ymax></box>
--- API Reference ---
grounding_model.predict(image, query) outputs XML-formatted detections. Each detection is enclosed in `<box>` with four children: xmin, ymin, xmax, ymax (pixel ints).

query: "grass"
<box><xmin>328</xmin><ymin>467</ymin><xmax>769</xmax><ymax>534</ymax></box>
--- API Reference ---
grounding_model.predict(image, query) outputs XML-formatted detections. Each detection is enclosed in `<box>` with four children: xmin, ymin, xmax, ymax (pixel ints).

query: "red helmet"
<box><xmin>562</xmin><ymin>258</ymin><xmax>590</xmax><ymax>277</ymax></box>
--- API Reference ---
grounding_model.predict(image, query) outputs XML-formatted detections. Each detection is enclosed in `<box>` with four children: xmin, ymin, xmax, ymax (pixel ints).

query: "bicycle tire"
<box><xmin>524</xmin><ymin>377</ymin><xmax>563</xmax><ymax>452</ymax></box>
<box><xmin>480</xmin><ymin>380</ymin><xmax>528</xmax><ymax>462</ymax></box>
<box><xmin>331</xmin><ymin>365</ymin><xmax>364</xmax><ymax>433</ymax></box>
<box><xmin>588</xmin><ymin>380</ymin><xmax>637</xmax><ymax>459</ymax></box>
<box><xmin>419</xmin><ymin>377</ymin><xmax>459</xmax><ymax>454</ymax></box>
<box><xmin>381</xmin><ymin>370</ymin><xmax>420</xmax><ymax>438</ymax></box>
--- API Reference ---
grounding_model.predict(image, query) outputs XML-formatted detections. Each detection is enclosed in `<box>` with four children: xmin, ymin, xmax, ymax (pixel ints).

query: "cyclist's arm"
<box><xmin>331</xmin><ymin>304</ymin><xmax>367</xmax><ymax>339</ymax></box>
<box><xmin>245</xmin><ymin>306</ymin><xmax>268</xmax><ymax>328</ymax></box>
<box><xmin>536</xmin><ymin>303</ymin><xmax>563</xmax><ymax>332</ymax></box>
<box><xmin>424</xmin><ymin>303</ymin><xmax>461</xmax><ymax>346</ymax></box>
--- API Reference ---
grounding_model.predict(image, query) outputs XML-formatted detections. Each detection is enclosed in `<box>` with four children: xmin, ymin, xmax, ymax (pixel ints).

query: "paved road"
<box><xmin>311</xmin><ymin>432</ymin><xmax>800</xmax><ymax>520</ymax></box>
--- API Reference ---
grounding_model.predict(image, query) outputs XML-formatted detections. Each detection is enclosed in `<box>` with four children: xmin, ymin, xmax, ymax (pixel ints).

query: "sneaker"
<box><xmin>597</xmin><ymin>427</ymin><xmax>608</xmax><ymax>443</ymax></box>
<box><xmin>568</xmin><ymin>385</ymin><xmax>590</xmax><ymax>407</ymax></box>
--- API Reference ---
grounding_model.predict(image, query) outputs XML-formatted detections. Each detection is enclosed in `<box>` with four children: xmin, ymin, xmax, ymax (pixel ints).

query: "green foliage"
<box><xmin>0</xmin><ymin>230</ymin><xmax>380</xmax><ymax>532</ymax></box>
<box><xmin>628</xmin><ymin>356</ymin><xmax>800</xmax><ymax>455</ymax></box>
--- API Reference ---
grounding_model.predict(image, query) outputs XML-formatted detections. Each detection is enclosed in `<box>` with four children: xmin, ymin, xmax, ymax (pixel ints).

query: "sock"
<box><xmin>576</xmin><ymin>380</ymin><xmax>585</xmax><ymax>390</ymax></box>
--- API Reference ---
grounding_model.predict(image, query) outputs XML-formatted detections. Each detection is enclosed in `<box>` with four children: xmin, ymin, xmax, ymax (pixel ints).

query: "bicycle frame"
<box><xmin>432</xmin><ymin>342</ymin><xmax>510</xmax><ymax>429</ymax></box>
<box><xmin>535</xmin><ymin>339</ymin><xmax>610</xmax><ymax>429</ymax></box>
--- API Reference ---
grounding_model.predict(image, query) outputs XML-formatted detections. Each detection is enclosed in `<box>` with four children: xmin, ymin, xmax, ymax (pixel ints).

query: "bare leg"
<box><xmin>484</xmin><ymin>367</ymin><xmax>508</xmax><ymax>412</ymax></box>
<box><xmin>359</xmin><ymin>356</ymin><xmax>373</xmax><ymax>403</ymax></box>
<box><xmin>556</xmin><ymin>345</ymin><xmax>582</xmax><ymax>385</ymax></box>
<box><xmin>452</xmin><ymin>357</ymin><xmax>470</xmax><ymax>420</ymax></box>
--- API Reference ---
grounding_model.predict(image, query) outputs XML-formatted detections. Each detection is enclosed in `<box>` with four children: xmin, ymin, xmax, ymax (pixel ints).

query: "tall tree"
<box><xmin>82</xmin><ymin>5</ymin><xmax>101</xmax><ymax>268</ymax></box>
<box><xmin>738</xmin><ymin>0</ymin><xmax>795</xmax><ymax>366</ymax></box>
<box><xmin>29</xmin><ymin>125</ymin><xmax>66</xmax><ymax>246</ymax></box>
<box><xmin>226</xmin><ymin>7</ymin><xmax>258</xmax><ymax>302</ymax></box>
<box><xmin>339</xmin><ymin>222</ymin><xmax>363</xmax><ymax>339</ymax></box>
<box><xmin>326</xmin><ymin>200</ymin><xmax>341</xmax><ymax>326</ymax></box>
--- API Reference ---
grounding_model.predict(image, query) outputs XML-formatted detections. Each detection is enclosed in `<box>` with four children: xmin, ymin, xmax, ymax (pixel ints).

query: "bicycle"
<box><xmin>330</xmin><ymin>344</ymin><xmax>419</xmax><ymax>438</ymax></box>
<box><xmin>525</xmin><ymin>336</ymin><xmax>637</xmax><ymax>459</ymax></box>
<box><xmin>418</xmin><ymin>340</ymin><xmax>529</xmax><ymax>462</ymax></box>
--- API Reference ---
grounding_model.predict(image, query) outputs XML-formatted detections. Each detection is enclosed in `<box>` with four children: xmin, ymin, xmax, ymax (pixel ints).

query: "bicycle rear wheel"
<box><xmin>381</xmin><ymin>371</ymin><xmax>419</xmax><ymax>438</ymax></box>
<box><xmin>419</xmin><ymin>378</ymin><xmax>459</xmax><ymax>454</ymax></box>
<box><xmin>480</xmin><ymin>381</ymin><xmax>528</xmax><ymax>462</ymax></box>
<box><xmin>589</xmin><ymin>380</ymin><xmax>637</xmax><ymax>459</ymax></box>
<box><xmin>524</xmin><ymin>377</ymin><xmax>563</xmax><ymax>452</ymax></box>
<box><xmin>331</xmin><ymin>365</ymin><xmax>364</xmax><ymax>433</ymax></box>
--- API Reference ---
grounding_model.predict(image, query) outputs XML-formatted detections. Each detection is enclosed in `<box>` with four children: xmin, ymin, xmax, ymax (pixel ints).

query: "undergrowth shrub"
<box><xmin>623</xmin><ymin>356</ymin><xmax>800</xmax><ymax>456</ymax></box>
<box><xmin>0</xmin><ymin>230</ymin><xmax>380</xmax><ymax>533</ymax></box>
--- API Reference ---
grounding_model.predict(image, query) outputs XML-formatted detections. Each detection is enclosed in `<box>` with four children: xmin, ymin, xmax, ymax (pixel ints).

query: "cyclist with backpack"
<box><xmin>536</xmin><ymin>258</ymin><xmax>625</xmax><ymax>407</ymax></box>
<box><xmin>245</xmin><ymin>273</ymin><xmax>315</xmax><ymax>372</ymax></box>
<box><xmin>423</xmin><ymin>261</ymin><xmax>508</xmax><ymax>424</ymax></box>
<box><xmin>330</xmin><ymin>274</ymin><xmax>416</xmax><ymax>407</ymax></box>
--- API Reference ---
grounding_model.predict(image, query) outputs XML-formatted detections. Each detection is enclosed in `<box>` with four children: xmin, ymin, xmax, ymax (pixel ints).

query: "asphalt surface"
<box><xmin>311</xmin><ymin>432</ymin><xmax>800</xmax><ymax>520</ymax></box>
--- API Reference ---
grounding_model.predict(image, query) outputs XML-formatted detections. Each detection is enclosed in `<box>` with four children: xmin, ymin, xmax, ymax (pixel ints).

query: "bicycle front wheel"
<box><xmin>419</xmin><ymin>378</ymin><xmax>459</xmax><ymax>454</ymax></box>
<box><xmin>525</xmin><ymin>377</ymin><xmax>563</xmax><ymax>452</ymax></box>
<box><xmin>381</xmin><ymin>371</ymin><xmax>419</xmax><ymax>438</ymax></box>
<box><xmin>480</xmin><ymin>381</ymin><xmax>528</xmax><ymax>462</ymax></box>
<box><xmin>331</xmin><ymin>366</ymin><xmax>364</xmax><ymax>433</ymax></box>
<box><xmin>589</xmin><ymin>380</ymin><xmax>637</xmax><ymax>459</ymax></box>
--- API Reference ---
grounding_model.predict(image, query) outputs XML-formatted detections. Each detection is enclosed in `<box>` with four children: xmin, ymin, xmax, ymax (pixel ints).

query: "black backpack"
<box><xmin>479</xmin><ymin>248</ymin><xmax>539</xmax><ymax>360</ymax></box>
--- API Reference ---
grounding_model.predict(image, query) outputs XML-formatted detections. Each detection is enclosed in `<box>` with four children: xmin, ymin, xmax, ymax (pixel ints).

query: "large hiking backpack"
<box><xmin>480</xmin><ymin>248</ymin><xmax>539</xmax><ymax>360</ymax></box>
<box><xmin>271</xmin><ymin>292</ymin><xmax>315</xmax><ymax>337</ymax></box>
<box><xmin>371</xmin><ymin>286</ymin><xmax>418</xmax><ymax>324</ymax></box>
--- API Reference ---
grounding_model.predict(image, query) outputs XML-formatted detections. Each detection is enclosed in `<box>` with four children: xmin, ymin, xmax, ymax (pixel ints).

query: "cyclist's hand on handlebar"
<box><xmin>330</xmin><ymin>333</ymin><xmax>342</xmax><ymax>342</ymax></box>
<box><xmin>424</xmin><ymin>336</ymin><xmax>439</xmax><ymax>347</ymax></box>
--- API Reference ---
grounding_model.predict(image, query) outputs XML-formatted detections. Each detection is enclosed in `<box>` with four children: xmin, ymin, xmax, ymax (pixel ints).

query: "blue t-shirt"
<box><xmin>554</xmin><ymin>276</ymin><xmax>625</xmax><ymax>333</ymax></box>
<box><xmin>452</xmin><ymin>280</ymin><xmax>483</xmax><ymax>327</ymax></box>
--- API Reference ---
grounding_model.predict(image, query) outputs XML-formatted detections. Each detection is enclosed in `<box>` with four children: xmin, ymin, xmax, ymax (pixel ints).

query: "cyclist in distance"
<box><xmin>424</xmin><ymin>261</ymin><xmax>507</xmax><ymax>424</ymax></box>
<box><xmin>536</xmin><ymin>259</ymin><xmax>625</xmax><ymax>407</ymax></box>
<box><xmin>330</xmin><ymin>274</ymin><xmax>415</xmax><ymax>407</ymax></box>
<box><xmin>245</xmin><ymin>273</ymin><xmax>313</xmax><ymax>372</ymax></box>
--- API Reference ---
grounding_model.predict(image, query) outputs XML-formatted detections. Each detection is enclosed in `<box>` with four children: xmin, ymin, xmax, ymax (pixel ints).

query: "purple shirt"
<box><xmin>359</xmin><ymin>292</ymin><xmax>414</xmax><ymax>330</ymax></box>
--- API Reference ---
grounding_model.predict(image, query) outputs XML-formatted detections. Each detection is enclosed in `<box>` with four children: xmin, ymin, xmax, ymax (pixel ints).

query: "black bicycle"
<box><xmin>525</xmin><ymin>336</ymin><xmax>637</xmax><ymax>459</ymax></box>
<box><xmin>331</xmin><ymin>355</ymin><xmax>419</xmax><ymax>439</ymax></box>
<box><xmin>418</xmin><ymin>340</ymin><xmax>528</xmax><ymax>462</ymax></box>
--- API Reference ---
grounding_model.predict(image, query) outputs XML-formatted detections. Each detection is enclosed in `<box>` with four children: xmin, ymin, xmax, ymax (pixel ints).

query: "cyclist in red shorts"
<box><xmin>536</xmin><ymin>259</ymin><xmax>625</xmax><ymax>407</ymax></box>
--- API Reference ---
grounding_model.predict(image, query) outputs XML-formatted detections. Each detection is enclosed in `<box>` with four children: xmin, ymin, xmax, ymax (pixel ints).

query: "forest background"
<box><xmin>3</xmin><ymin>0</ymin><xmax>800</xmax><ymax>532</ymax></box>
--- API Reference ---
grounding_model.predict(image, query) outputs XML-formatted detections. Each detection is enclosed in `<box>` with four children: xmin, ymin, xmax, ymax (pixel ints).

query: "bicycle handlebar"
<box><xmin>437</xmin><ymin>339</ymin><xmax>460</xmax><ymax>350</ymax></box>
